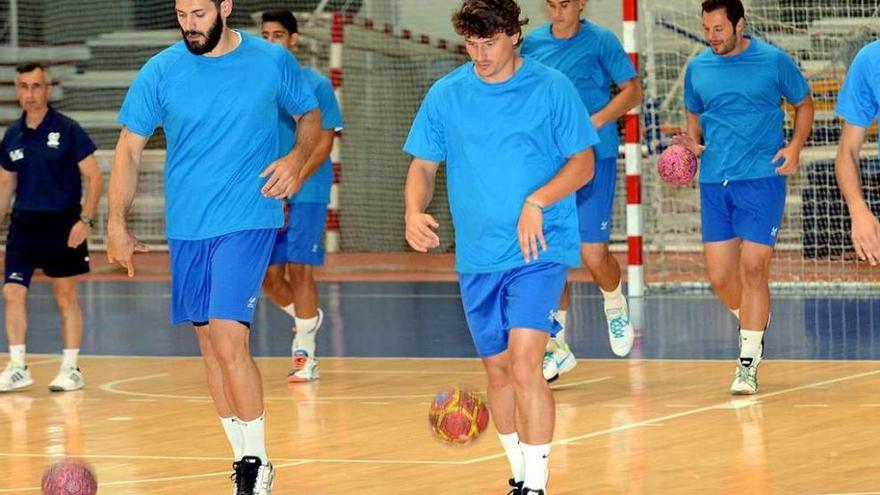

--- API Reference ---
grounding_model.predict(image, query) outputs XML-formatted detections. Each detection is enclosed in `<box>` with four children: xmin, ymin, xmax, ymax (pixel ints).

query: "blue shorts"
<box><xmin>269</xmin><ymin>202</ymin><xmax>328</xmax><ymax>266</ymax></box>
<box><xmin>701</xmin><ymin>176</ymin><xmax>787</xmax><ymax>247</ymax></box>
<box><xmin>169</xmin><ymin>229</ymin><xmax>275</xmax><ymax>326</ymax></box>
<box><xmin>576</xmin><ymin>157</ymin><xmax>617</xmax><ymax>243</ymax></box>
<box><xmin>458</xmin><ymin>262</ymin><xmax>568</xmax><ymax>358</ymax></box>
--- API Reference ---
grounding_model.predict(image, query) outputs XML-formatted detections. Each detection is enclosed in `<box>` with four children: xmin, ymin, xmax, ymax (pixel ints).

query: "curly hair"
<box><xmin>452</xmin><ymin>0</ymin><xmax>529</xmax><ymax>44</ymax></box>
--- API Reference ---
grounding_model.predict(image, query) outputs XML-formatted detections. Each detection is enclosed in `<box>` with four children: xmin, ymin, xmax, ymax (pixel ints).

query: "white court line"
<box><xmin>462</xmin><ymin>367</ymin><xmax>880</xmax><ymax>464</ymax></box>
<box><xmin>98</xmin><ymin>374</ymin><xmax>612</xmax><ymax>402</ymax></box>
<box><xmin>0</xmin><ymin>452</ymin><xmax>467</xmax><ymax>465</ymax></box>
<box><xmin>0</xmin><ymin>461</ymin><xmax>312</xmax><ymax>493</ymax></box>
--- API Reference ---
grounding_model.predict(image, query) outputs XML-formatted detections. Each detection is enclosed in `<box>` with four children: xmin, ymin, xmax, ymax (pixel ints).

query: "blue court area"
<box><xmin>4</xmin><ymin>280</ymin><xmax>880</xmax><ymax>361</ymax></box>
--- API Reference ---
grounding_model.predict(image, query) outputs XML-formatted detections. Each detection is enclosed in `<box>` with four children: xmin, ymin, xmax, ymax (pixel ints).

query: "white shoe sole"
<box><xmin>0</xmin><ymin>378</ymin><xmax>33</xmax><ymax>393</ymax></box>
<box><xmin>48</xmin><ymin>382</ymin><xmax>85</xmax><ymax>393</ymax></box>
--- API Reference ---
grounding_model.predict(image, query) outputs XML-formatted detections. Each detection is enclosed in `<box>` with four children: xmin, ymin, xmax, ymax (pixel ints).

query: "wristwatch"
<box><xmin>80</xmin><ymin>215</ymin><xmax>95</xmax><ymax>228</ymax></box>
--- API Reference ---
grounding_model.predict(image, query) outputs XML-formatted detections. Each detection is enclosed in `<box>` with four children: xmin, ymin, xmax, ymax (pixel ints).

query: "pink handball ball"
<box><xmin>657</xmin><ymin>144</ymin><xmax>698</xmax><ymax>186</ymax></box>
<box><xmin>41</xmin><ymin>460</ymin><xmax>98</xmax><ymax>495</ymax></box>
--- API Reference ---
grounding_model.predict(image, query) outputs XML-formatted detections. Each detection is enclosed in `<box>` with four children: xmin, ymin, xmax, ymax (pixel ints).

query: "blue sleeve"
<box><xmin>0</xmin><ymin>134</ymin><xmax>10</xmax><ymax>171</ymax></box>
<box><xmin>277</xmin><ymin>52</ymin><xmax>319</xmax><ymax>118</ymax></box>
<box><xmin>600</xmin><ymin>31</ymin><xmax>638</xmax><ymax>84</ymax></box>
<box><xmin>314</xmin><ymin>79</ymin><xmax>343</xmax><ymax>131</ymax></box>
<box><xmin>118</xmin><ymin>59</ymin><xmax>164</xmax><ymax>138</ymax></box>
<box><xmin>684</xmin><ymin>64</ymin><xmax>703</xmax><ymax>113</ymax></box>
<box><xmin>551</xmin><ymin>76</ymin><xmax>600</xmax><ymax>158</ymax></box>
<box><xmin>777</xmin><ymin>51</ymin><xmax>810</xmax><ymax>105</ymax></box>
<box><xmin>837</xmin><ymin>45</ymin><xmax>879</xmax><ymax>128</ymax></box>
<box><xmin>403</xmin><ymin>86</ymin><xmax>446</xmax><ymax>162</ymax></box>
<box><xmin>70</xmin><ymin>121</ymin><xmax>97</xmax><ymax>163</ymax></box>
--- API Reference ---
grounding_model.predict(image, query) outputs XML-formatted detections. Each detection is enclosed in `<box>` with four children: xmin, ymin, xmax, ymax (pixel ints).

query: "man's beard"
<box><xmin>181</xmin><ymin>13</ymin><xmax>224</xmax><ymax>55</ymax></box>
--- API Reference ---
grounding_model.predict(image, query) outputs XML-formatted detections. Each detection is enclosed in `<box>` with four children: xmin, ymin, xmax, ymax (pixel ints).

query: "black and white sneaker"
<box><xmin>48</xmin><ymin>367</ymin><xmax>84</xmax><ymax>392</ymax></box>
<box><xmin>0</xmin><ymin>363</ymin><xmax>32</xmax><ymax>392</ymax></box>
<box><xmin>522</xmin><ymin>488</ymin><xmax>546</xmax><ymax>495</ymax></box>
<box><xmin>507</xmin><ymin>478</ymin><xmax>524</xmax><ymax>495</ymax></box>
<box><xmin>232</xmin><ymin>456</ymin><xmax>274</xmax><ymax>495</ymax></box>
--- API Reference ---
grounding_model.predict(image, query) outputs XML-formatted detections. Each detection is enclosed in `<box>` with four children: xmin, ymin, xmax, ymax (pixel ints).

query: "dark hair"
<box><xmin>262</xmin><ymin>10</ymin><xmax>298</xmax><ymax>34</ymax></box>
<box><xmin>701</xmin><ymin>0</ymin><xmax>745</xmax><ymax>27</ymax></box>
<box><xmin>452</xmin><ymin>0</ymin><xmax>528</xmax><ymax>44</ymax></box>
<box><xmin>16</xmin><ymin>62</ymin><xmax>46</xmax><ymax>74</ymax></box>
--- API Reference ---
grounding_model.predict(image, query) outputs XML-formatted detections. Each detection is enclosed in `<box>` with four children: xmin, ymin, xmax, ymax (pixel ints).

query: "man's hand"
<box><xmin>67</xmin><ymin>221</ymin><xmax>90</xmax><ymax>248</ymax></box>
<box><xmin>260</xmin><ymin>156</ymin><xmax>303</xmax><ymax>199</ymax></box>
<box><xmin>107</xmin><ymin>222</ymin><xmax>149</xmax><ymax>277</ymax></box>
<box><xmin>405</xmin><ymin>212</ymin><xmax>440</xmax><ymax>252</ymax></box>
<box><xmin>518</xmin><ymin>202</ymin><xmax>547</xmax><ymax>263</ymax></box>
<box><xmin>672</xmin><ymin>133</ymin><xmax>706</xmax><ymax>157</ymax></box>
<box><xmin>773</xmin><ymin>145</ymin><xmax>802</xmax><ymax>176</ymax></box>
<box><xmin>851</xmin><ymin>208</ymin><xmax>880</xmax><ymax>266</ymax></box>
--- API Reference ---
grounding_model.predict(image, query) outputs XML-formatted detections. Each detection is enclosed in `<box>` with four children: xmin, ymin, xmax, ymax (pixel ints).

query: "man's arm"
<box><xmin>0</xmin><ymin>169</ymin><xmax>16</xmax><ymax>221</ymax></box>
<box><xmin>519</xmin><ymin>148</ymin><xmax>595</xmax><ymax>262</ymax></box>
<box><xmin>292</xmin><ymin>129</ymin><xmax>335</xmax><ymax>190</ymax></box>
<box><xmin>404</xmin><ymin>158</ymin><xmax>440</xmax><ymax>252</ymax></box>
<box><xmin>774</xmin><ymin>96</ymin><xmax>815</xmax><ymax>175</ymax></box>
<box><xmin>590</xmin><ymin>78</ymin><xmax>643</xmax><ymax>129</ymax></box>
<box><xmin>678</xmin><ymin>111</ymin><xmax>706</xmax><ymax>156</ymax></box>
<box><xmin>835</xmin><ymin>122</ymin><xmax>880</xmax><ymax>265</ymax></box>
<box><xmin>261</xmin><ymin>108</ymin><xmax>322</xmax><ymax>199</ymax></box>
<box><xmin>67</xmin><ymin>154</ymin><xmax>103</xmax><ymax>248</ymax></box>
<box><xmin>107</xmin><ymin>127</ymin><xmax>150</xmax><ymax>276</ymax></box>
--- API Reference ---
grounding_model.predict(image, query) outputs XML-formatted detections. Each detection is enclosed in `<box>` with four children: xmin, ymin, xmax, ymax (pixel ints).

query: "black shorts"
<box><xmin>5</xmin><ymin>207</ymin><xmax>90</xmax><ymax>287</ymax></box>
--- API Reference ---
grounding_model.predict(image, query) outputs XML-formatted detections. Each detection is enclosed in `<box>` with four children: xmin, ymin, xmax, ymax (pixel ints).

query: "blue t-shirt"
<box><xmin>278</xmin><ymin>67</ymin><xmax>344</xmax><ymax>204</ymax></box>
<box><xmin>118</xmin><ymin>32</ymin><xmax>319</xmax><ymax>240</ymax></box>
<box><xmin>684</xmin><ymin>37</ymin><xmax>810</xmax><ymax>183</ymax></box>
<box><xmin>403</xmin><ymin>58</ymin><xmax>599</xmax><ymax>273</ymax></box>
<box><xmin>837</xmin><ymin>40</ymin><xmax>880</xmax><ymax>147</ymax></box>
<box><xmin>0</xmin><ymin>108</ymin><xmax>96</xmax><ymax>211</ymax></box>
<box><xmin>522</xmin><ymin>20</ymin><xmax>637</xmax><ymax>161</ymax></box>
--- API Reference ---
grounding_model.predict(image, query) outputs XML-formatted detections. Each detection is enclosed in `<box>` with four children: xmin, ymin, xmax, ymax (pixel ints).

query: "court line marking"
<box><xmin>0</xmin><ymin>452</ymin><xmax>466</xmax><ymax>465</ymax></box>
<box><xmin>462</xmin><ymin>367</ymin><xmax>880</xmax><ymax>463</ymax></box>
<box><xmin>98</xmin><ymin>374</ymin><xmax>613</xmax><ymax>401</ymax></box>
<box><xmin>0</xmin><ymin>460</ymin><xmax>312</xmax><ymax>492</ymax></box>
<box><xmin>22</xmin><ymin>353</ymin><xmax>880</xmax><ymax>364</ymax></box>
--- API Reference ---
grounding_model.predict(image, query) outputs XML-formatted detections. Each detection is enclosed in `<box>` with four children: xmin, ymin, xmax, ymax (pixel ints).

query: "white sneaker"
<box><xmin>48</xmin><ymin>367</ymin><xmax>84</xmax><ymax>392</ymax></box>
<box><xmin>233</xmin><ymin>456</ymin><xmax>275</xmax><ymax>495</ymax></box>
<box><xmin>543</xmin><ymin>341</ymin><xmax>577</xmax><ymax>383</ymax></box>
<box><xmin>605</xmin><ymin>297</ymin><xmax>635</xmax><ymax>357</ymax></box>
<box><xmin>0</xmin><ymin>363</ymin><xmax>33</xmax><ymax>392</ymax></box>
<box><xmin>287</xmin><ymin>350</ymin><xmax>320</xmax><ymax>383</ymax></box>
<box><xmin>730</xmin><ymin>358</ymin><xmax>759</xmax><ymax>395</ymax></box>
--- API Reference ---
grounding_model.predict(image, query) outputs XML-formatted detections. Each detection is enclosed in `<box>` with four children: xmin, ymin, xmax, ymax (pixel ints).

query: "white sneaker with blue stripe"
<box><xmin>542</xmin><ymin>341</ymin><xmax>577</xmax><ymax>383</ymax></box>
<box><xmin>605</xmin><ymin>297</ymin><xmax>635</xmax><ymax>357</ymax></box>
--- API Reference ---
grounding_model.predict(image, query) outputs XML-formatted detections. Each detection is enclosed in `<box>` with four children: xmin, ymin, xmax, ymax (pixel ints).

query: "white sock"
<box><xmin>61</xmin><ymin>349</ymin><xmax>79</xmax><ymax>370</ymax></box>
<box><xmin>240</xmin><ymin>413</ymin><xmax>268</xmax><ymax>463</ymax></box>
<box><xmin>293</xmin><ymin>314</ymin><xmax>320</xmax><ymax>356</ymax></box>
<box><xmin>730</xmin><ymin>308</ymin><xmax>741</xmax><ymax>321</ymax></box>
<box><xmin>521</xmin><ymin>442</ymin><xmax>551</xmax><ymax>491</ymax></box>
<box><xmin>601</xmin><ymin>282</ymin><xmax>625</xmax><ymax>310</ymax></box>
<box><xmin>220</xmin><ymin>416</ymin><xmax>244</xmax><ymax>460</ymax></box>
<box><xmin>498</xmin><ymin>432</ymin><xmax>525</xmax><ymax>483</ymax></box>
<box><xmin>740</xmin><ymin>329</ymin><xmax>764</xmax><ymax>364</ymax></box>
<box><xmin>280</xmin><ymin>303</ymin><xmax>296</xmax><ymax>319</ymax></box>
<box><xmin>9</xmin><ymin>345</ymin><xmax>25</xmax><ymax>367</ymax></box>
<box><xmin>553</xmin><ymin>311</ymin><xmax>567</xmax><ymax>345</ymax></box>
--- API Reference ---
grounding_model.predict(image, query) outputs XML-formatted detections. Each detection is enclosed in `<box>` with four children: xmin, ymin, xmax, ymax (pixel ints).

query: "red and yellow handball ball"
<box><xmin>428</xmin><ymin>387</ymin><xmax>490</xmax><ymax>445</ymax></box>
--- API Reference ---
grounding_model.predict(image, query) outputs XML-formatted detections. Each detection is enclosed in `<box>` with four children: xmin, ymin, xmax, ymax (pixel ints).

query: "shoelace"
<box><xmin>230</xmin><ymin>461</ymin><xmax>241</xmax><ymax>487</ymax></box>
<box><xmin>507</xmin><ymin>479</ymin><xmax>523</xmax><ymax>495</ymax></box>
<box><xmin>608</xmin><ymin>316</ymin><xmax>628</xmax><ymax>339</ymax></box>
<box><xmin>541</xmin><ymin>351</ymin><xmax>554</xmax><ymax>370</ymax></box>
<box><xmin>291</xmin><ymin>350</ymin><xmax>310</xmax><ymax>371</ymax></box>
<box><xmin>735</xmin><ymin>364</ymin><xmax>757</xmax><ymax>387</ymax></box>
